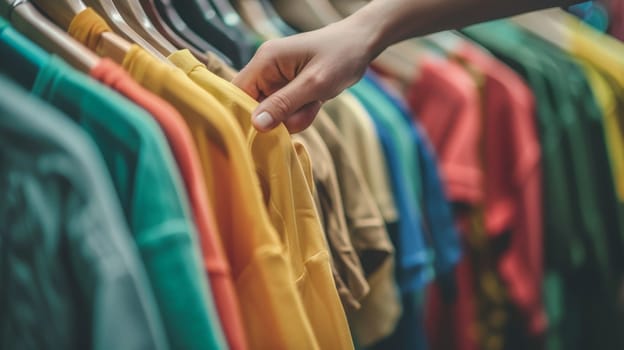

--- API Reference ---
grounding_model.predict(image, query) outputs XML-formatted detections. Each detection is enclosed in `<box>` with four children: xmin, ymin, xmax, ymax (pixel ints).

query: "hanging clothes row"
<box><xmin>365</xmin><ymin>8</ymin><xmax>624</xmax><ymax>350</ymax></box>
<box><xmin>1</xmin><ymin>1</ymin><xmax>624</xmax><ymax>350</ymax></box>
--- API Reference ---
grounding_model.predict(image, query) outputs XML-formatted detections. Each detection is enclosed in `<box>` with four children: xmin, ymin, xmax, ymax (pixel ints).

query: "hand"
<box><xmin>233</xmin><ymin>19</ymin><xmax>375</xmax><ymax>133</ymax></box>
<box><xmin>233</xmin><ymin>0</ymin><xmax>568</xmax><ymax>134</ymax></box>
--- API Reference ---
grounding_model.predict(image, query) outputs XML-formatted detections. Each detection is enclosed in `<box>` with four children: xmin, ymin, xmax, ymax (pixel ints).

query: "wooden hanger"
<box><xmin>30</xmin><ymin>0</ymin><xmax>131</xmax><ymax>64</ymax></box>
<box><xmin>510</xmin><ymin>8</ymin><xmax>570</xmax><ymax>50</ymax></box>
<box><xmin>112</xmin><ymin>0</ymin><xmax>177</xmax><ymax>55</ymax></box>
<box><xmin>82</xmin><ymin>0</ymin><xmax>166</xmax><ymax>59</ymax></box>
<box><xmin>28</xmin><ymin>0</ymin><xmax>85</xmax><ymax>29</ymax></box>
<box><xmin>4</xmin><ymin>0</ymin><xmax>98</xmax><ymax>73</ymax></box>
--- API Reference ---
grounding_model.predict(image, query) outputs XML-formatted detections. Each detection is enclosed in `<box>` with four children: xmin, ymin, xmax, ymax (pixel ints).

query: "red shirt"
<box><xmin>408</xmin><ymin>56</ymin><xmax>481</xmax><ymax>350</ymax></box>
<box><xmin>90</xmin><ymin>59</ymin><xmax>248</xmax><ymax>350</ymax></box>
<box><xmin>454</xmin><ymin>43</ymin><xmax>545</xmax><ymax>335</ymax></box>
<box><xmin>408</xmin><ymin>57</ymin><xmax>484</xmax><ymax>204</ymax></box>
<box><xmin>407</xmin><ymin>44</ymin><xmax>545</xmax><ymax>349</ymax></box>
<box><xmin>609</xmin><ymin>0</ymin><xmax>624</xmax><ymax>42</ymax></box>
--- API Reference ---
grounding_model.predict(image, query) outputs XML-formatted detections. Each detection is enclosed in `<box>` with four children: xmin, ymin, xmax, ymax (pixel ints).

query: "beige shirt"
<box><xmin>323</xmin><ymin>92</ymin><xmax>399</xmax><ymax>223</ymax></box>
<box><xmin>293</xmin><ymin>125</ymin><xmax>370</xmax><ymax>312</ymax></box>
<box><xmin>313</xmin><ymin>111</ymin><xmax>401</xmax><ymax>346</ymax></box>
<box><xmin>203</xmin><ymin>51</ymin><xmax>238</xmax><ymax>81</ymax></box>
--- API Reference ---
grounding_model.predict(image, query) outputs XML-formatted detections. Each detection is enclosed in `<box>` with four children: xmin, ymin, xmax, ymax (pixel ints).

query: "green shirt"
<box><xmin>0</xmin><ymin>23</ymin><xmax>227</xmax><ymax>350</ymax></box>
<box><xmin>0</xmin><ymin>75</ymin><xmax>168</xmax><ymax>350</ymax></box>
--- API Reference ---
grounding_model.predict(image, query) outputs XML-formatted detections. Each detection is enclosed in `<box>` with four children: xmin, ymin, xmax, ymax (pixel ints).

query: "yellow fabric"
<box><xmin>566</xmin><ymin>18</ymin><xmax>624</xmax><ymax>202</ymax></box>
<box><xmin>119</xmin><ymin>46</ymin><xmax>320</xmax><ymax>349</ymax></box>
<box><xmin>323</xmin><ymin>93</ymin><xmax>399</xmax><ymax>222</ymax></box>
<box><xmin>168</xmin><ymin>49</ymin><xmax>355</xmax><ymax>350</ymax></box>
<box><xmin>67</xmin><ymin>7</ymin><xmax>111</xmax><ymax>54</ymax></box>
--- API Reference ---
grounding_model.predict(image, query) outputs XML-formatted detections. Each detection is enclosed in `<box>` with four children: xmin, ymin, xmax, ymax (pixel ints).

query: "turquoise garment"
<box><xmin>366</xmin><ymin>74</ymin><xmax>461</xmax><ymax>277</ymax></box>
<box><xmin>0</xmin><ymin>74</ymin><xmax>168</xmax><ymax>350</ymax></box>
<box><xmin>0</xmin><ymin>24</ymin><xmax>228</xmax><ymax>350</ymax></box>
<box><xmin>359</xmin><ymin>73</ymin><xmax>461</xmax><ymax>350</ymax></box>
<box><xmin>568</xmin><ymin>2</ymin><xmax>609</xmax><ymax>32</ymax></box>
<box><xmin>464</xmin><ymin>20</ymin><xmax>624</xmax><ymax>350</ymax></box>
<box><xmin>350</xmin><ymin>74</ymin><xmax>433</xmax><ymax>350</ymax></box>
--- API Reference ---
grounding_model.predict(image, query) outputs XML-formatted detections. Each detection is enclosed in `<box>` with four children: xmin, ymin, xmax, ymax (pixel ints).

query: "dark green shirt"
<box><xmin>0</xmin><ymin>75</ymin><xmax>168</xmax><ymax>350</ymax></box>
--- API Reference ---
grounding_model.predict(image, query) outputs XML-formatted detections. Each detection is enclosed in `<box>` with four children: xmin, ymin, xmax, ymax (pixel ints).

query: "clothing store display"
<box><xmin>464</xmin><ymin>19</ymin><xmax>624</xmax><ymax>350</ymax></box>
<box><xmin>3</xmin><ymin>2</ymin><xmax>624</xmax><ymax>350</ymax></box>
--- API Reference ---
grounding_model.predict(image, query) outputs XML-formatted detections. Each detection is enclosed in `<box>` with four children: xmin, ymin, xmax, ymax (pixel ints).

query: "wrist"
<box><xmin>338</xmin><ymin>7</ymin><xmax>388</xmax><ymax>61</ymax></box>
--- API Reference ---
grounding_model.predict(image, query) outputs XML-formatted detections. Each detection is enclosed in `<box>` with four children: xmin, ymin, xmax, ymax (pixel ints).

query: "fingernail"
<box><xmin>254</xmin><ymin>111</ymin><xmax>274</xmax><ymax>130</ymax></box>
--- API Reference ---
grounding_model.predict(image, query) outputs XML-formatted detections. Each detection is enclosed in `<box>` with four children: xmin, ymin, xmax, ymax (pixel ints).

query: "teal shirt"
<box><xmin>0</xmin><ymin>75</ymin><xmax>168</xmax><ymax>350</ymax></box>
<box><xmin>0</xmin><ymin>23</ymin><xmax>227</xmax><ymax>350</ymax></box>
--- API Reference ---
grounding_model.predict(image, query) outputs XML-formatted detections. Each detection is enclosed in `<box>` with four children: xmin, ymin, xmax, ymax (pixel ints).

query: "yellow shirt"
<box><xmin>168</xmin><ymin>49</ymin><xmax>354</xmax><ymax>350</ymax></box>
<box><xmin>566</xmin><ymin>18</ymin><xmax>624</xmax><ymax>202</ymax></box>
<box><xmin>68</xmin><ymin>9</ymin><xmax>320</xmax><ymax>349</ymax></box>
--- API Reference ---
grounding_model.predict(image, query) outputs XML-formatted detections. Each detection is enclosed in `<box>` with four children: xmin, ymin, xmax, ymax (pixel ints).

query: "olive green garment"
<box><xmin>0</xmin><ymin>75</ymin><xmax>168</xmax><ymax>350</ymax></box>
<box><xmin>464</xmin><ymin>20</ymin><xmax>624</xmax><ymax>350</ymax></box>
<box><xmin>0</xmin><ymin>24</ymin><xmax>228</xmax><ymax>350</ymax></box>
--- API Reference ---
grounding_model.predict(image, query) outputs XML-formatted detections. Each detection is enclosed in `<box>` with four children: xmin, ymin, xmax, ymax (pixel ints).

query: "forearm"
<box><xmin>345</xmin><ymin>0</ymin><xmax>580</xmax><ymax>59</ymax></box>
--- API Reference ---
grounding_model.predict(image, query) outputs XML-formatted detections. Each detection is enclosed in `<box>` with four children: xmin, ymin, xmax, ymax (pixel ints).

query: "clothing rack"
<box><xmin>2</xmin><ymin>1</ymin><xmax>624</xmax><ymax>350</ymax></box>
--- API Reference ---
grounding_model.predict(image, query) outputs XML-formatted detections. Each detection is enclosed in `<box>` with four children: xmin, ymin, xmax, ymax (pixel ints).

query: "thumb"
<box><xmin>252</xmin><ymin>72</ymin><xmax>326</xmax><ymax>132</ymax></box>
